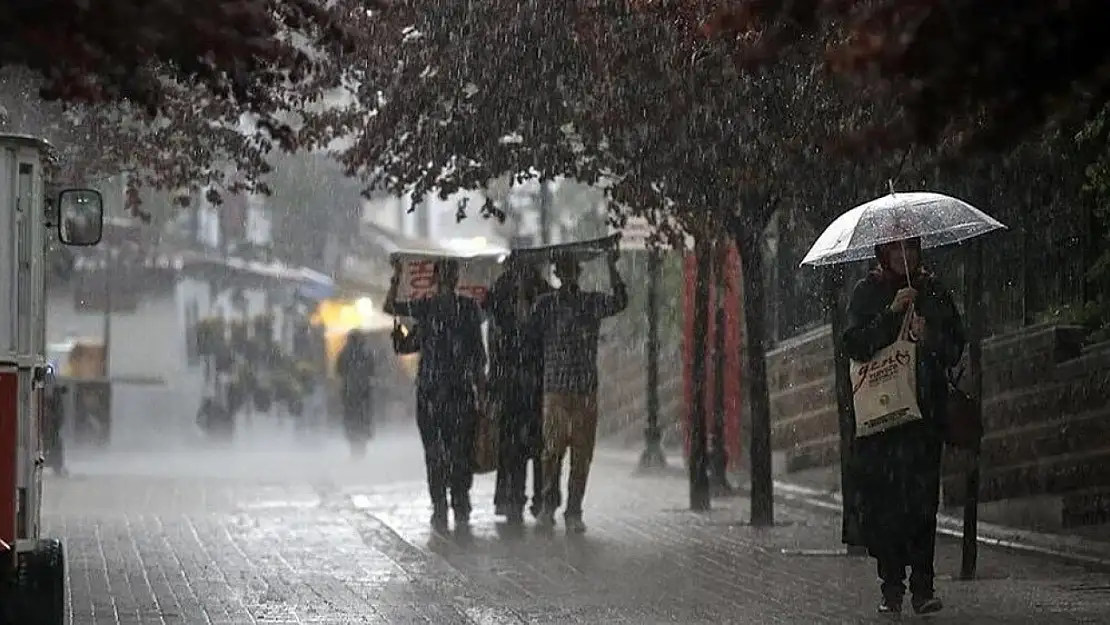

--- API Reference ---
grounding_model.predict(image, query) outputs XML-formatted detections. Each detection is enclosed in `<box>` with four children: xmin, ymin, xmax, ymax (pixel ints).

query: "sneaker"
<box><xmin>453</xmin><ymin>508</ymin><xmax>471</xmax><ymax>529</ymax></box>
<box><xmin>536</xmin><ymin>509</ymin><xmax>556</xmax><ymax>529</ymax></box>
<box><xmin>564</xmin><ymin>515</ymin><xmax>587</xmax><ymax>535</ymax></box>
<box><xmin>430</xmin><ymin>512</ymin><xmax>449</xmax><ymax>533</ymax></box>
<box><xmin>878</xmin><ymin>594</ymin><xmax>903</xmax><ymax>614</ymax></box>
<box><xmin>911</xmin><ymin>595</ymin><xmax>943</xmax><ymax>614</ymax></box>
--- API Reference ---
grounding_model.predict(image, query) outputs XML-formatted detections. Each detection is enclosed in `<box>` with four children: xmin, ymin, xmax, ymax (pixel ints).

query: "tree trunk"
<box><xmin>710</xmin><ymin>240</ymin><xmax>732</xmax><ymax>493</ymax></box>
<box><xmin>689</xmin><ymin>237</ymin><xmax>712</xmax><ymax>511</ymax></box>
<box><xmin>736</xmin><ymin>231</ymin><xmax>773</xmax><ymax>526</ymax></box>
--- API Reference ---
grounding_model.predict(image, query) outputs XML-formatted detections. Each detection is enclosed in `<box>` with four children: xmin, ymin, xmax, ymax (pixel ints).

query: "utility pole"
<box><xmin>538</xmin><ymin>180</ymin><xmax>553</xmax><ymax>245</ymax></box>
<box><xmin>961</xmin><ymin>240</ymin><xmax>984</xmax><ymax>580</ymax></box>
<box><xmin>638</xmin><ymin>248</ymin><xmax>666</xmax><ymax>471</ymax></box>
<box><xmin>414</xmin><ymin>192</ymin><xmax>430</xmax><ymax>239</ymax></box>
<box><xmin>101</xmin><ymin>252</ymin><xmax>112</xmax><ymax>377</ymax></box>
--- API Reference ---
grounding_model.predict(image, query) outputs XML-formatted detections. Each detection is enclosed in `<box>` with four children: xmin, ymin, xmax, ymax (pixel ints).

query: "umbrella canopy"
<box><xmin>507</xmin><ymin>233</ymin><xmax>620</xmax><ymax>264</ymax></box>
<box><xmin>800</xmin><ymin>192</ymin><xmax>1007</xmax><ymax>267</ymax></box>
<box><xmin>293</xmin><ymin>267</ymin><xmax>338</xmax><ymax>300</ymax></box>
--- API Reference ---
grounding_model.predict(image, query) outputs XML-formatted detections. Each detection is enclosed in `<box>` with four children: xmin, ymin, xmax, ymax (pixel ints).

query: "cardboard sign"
<box><xmin>386</xmin><ymin>235</ymin><xmax>621</xmax><ymax>308</ymax></box>
<box><xmin>387</xmin><ymin>251</ymin><xmax>503</xmax><ymax>306</ymax></box>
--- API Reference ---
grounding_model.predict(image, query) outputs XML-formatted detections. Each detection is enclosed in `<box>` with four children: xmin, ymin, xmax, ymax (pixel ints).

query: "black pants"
<box><xmin>496</xmin><ymin>450</ymin><xmax>553</xmax><ymax>515</ymax></box>
<box><xmin>874</xmin><ymin>514</ymin><xmax>938</xmax><ymax>599</ymax></box>
<box><xmin>416</xmin><ymin>385</ymin><xmax>477</xmax><ymax>517</ymax></box>
<box><xmin>342</xmin><ymin>391</ymin><xmax>373</xmax><ymax>441</ymax></box>
<box><xmin>493</xmin><ymin>384</ymin><xmax>559</xmax><ymax>514</ymax></box>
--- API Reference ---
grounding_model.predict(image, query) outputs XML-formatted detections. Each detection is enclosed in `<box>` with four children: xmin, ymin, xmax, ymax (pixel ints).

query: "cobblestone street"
<box><xmin>44</xmin><ymin>427</ymin><xmax>1110</xmax><ymax>624</ymax></box>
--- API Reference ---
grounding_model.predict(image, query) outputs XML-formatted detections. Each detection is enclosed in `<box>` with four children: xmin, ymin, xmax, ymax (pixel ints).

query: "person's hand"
<box><xmin>890</xmin><ymin>287</ymin><xmax>917</xmax><ymax>314</ymax></box>
<box><xmin>909</xmin><ymin>314</ymin><xmax>926</xmax><ymax>339</ymax></box>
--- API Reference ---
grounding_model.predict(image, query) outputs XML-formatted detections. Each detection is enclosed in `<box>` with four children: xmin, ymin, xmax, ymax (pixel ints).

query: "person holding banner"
<box><xmin>385</xmin><ymin>258</ymin><xmax>488</xmax><ymax>533</ymax></box>
<box><xmin>532</xmin><ymin>249</ymin><xmax>628</xmax><ymax>534</ymax></box>
<box><xmin>842</xmin><ymin>237</ymin><xmax>965</xmax><ymax>616</ymax></box>
<box><xmin>486</xmin><ymin>259</ymin><xmax>555</xmax><ymax>525</ymax></box>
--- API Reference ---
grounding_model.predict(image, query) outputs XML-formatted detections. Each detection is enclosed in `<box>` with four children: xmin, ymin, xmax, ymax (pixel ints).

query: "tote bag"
<box><xmin>472</xmin><ymin>397</ymin><xmax>500</xmax><ymax>474</ymax></box>
<box><xmin>945</xmin><ymin>362</ymin><xmax>983</xmax><ymax>450</ymax></box>
<box><xmin>851</xmin><ymin>309</ymin><xmax>923</xmax><ymax>438</ymax></box>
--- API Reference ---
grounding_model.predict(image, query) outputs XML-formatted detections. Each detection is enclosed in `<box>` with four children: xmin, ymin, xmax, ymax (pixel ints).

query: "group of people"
<box><xmin>380</xmin><ymin>249</ymin><xmax>627</xmax><ymax>534</ymax></box>
<box><xmin>340</xmin><ymin>234</ymin><xmax>959</xmax><ymax>616</ymax></box>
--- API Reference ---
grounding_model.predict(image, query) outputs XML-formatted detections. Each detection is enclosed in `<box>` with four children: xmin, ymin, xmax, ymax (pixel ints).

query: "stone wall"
<box><xmin>764</xmin><ymin>322</ymin><xmax>1110</xmax><ymax>530</ymax></box>
<box><xmin>766</xmin><ymin>326</ymin><xmax>839</xmax><ymax>472</ymax></box>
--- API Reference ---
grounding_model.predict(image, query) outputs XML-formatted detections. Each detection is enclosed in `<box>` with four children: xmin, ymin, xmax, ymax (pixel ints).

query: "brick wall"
<box><xmin>764</xmin><ymin>322</ymin><xmax>1110</xmax><ymax>528</ymax></box>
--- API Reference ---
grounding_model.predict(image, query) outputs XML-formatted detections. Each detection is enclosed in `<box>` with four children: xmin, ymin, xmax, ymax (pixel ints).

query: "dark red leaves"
<box><xmin>690</xmin><ymin>0</ymin><xmax>1110</xmax><ymax>151</ymax></box>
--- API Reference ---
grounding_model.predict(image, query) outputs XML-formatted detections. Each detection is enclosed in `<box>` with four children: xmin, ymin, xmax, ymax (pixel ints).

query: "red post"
<box><xmin>682</xmin><ymin>246</ymin><xmax>744</xmax><ymax>470</ymax></box>
<box><xmin>0</xmin><ymin>369</ymin><xmax>18</xmax><ymax>552</ymax></box>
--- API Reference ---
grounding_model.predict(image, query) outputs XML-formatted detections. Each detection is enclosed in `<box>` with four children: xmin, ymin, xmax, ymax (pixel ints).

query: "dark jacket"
<box><xmin>485</xmin><ymin>274</ymin><xmax>550</xmax><ymax>417</ymax></box>
<box><xmin>388</xmin><ymin>291</ymin><xmax>486</xmax><ymax>393</ymax></box>
<box><xmin>337</xmin><ymin>334</ymin><xmax>375</xmax><ymax>403</ymax></box>
<box><xmin>841</xmin><ymin>268</ymin><xmax>966</xmax><ymax>551</ymax></box>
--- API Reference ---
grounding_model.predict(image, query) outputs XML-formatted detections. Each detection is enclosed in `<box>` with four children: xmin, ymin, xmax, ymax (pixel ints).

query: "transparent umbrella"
<box><xmin>800</xmin><ymin>191</ymin><xmax>1007</xmax><ymax>267</ymax></box>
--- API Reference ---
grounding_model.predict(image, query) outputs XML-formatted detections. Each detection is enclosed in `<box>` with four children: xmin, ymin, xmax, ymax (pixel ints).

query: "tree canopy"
<box><xmin>697</xmin><ymin>0</ymin><xmax>1110</xmax><ymax>152</ymax></box>
<box><xmin>1</xmin><ymin>0</ymin><xmax>371</xmax><ymax>201</ymax></box>
<box><xmin>322</xmin><ymin>0</ymin><xmax>885</xmax><ymax>245</ymax></box>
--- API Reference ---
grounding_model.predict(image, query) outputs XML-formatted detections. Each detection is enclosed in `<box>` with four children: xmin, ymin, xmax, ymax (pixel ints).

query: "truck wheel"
<box><xmin>15</xmin><ymin>539</ymin><xmax>65</xmax><ymax>625</ymax></box>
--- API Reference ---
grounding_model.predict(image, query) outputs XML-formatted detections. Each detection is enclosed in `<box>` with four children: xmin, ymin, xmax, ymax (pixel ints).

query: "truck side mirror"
<box><xmin>57</xmin><ymin>188</ymin><xmax>104</xmax><ymax>246</ymax></box>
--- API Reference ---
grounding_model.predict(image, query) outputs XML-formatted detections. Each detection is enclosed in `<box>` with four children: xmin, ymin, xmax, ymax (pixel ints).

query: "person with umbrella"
<box><xmin>486</xmin><ymin>257</ymin><xmax>555</xmax><ymax>525</ymax></box>
<box><xmin>842</xmin><ymin>236</ymin><xmax>965</xmax><ymax>614</ymax></box>
<box><xmin>803</xmin><ymin>191</ymin><xmax>1003</xmax><ymax>615</ymax></box>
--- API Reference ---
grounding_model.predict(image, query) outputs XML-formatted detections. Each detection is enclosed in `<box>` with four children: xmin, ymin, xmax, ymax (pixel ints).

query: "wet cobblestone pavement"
<box><xmin>43</xmin><ymin>430</ymin><xmax>1110</xmax><ymax>624</ymax></box>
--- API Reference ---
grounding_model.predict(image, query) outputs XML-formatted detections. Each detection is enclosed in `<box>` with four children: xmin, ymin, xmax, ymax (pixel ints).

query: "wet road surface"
<box><xmin>44</xmin><ymin>424</ymin><xmax>1110</xmax><ymax>624</ymax></box>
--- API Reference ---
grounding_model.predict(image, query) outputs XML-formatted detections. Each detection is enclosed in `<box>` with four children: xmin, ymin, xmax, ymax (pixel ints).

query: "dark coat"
<box><xmin>842</xmin><ymin>268</ymin><xmax>966</xmax><ymax>552</ymax></box>
<box><xmin>485</xmin><ymin>274</ymin><xmax>550</xmax><ymax>454</ymax></box>
<box><xmin>337</xmin><ymin>334</ymin><xmax>375</xmax><ymax>422</ymax></box>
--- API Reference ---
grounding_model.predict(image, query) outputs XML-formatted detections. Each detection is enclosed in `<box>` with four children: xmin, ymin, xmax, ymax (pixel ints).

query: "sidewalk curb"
<box><xmin>597</xmin><ymin>448</ymin><xmax>1110</xmax><ymax>571</ymax></box>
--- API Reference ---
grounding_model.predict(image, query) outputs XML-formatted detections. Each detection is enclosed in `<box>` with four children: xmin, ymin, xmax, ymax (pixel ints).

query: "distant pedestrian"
<box><xmin>43</xmin><ymin>384</ymin><xmax>67</xmax><ymax>475</ymax></box>
<box><xmin>486</xmin><ymin>259</ymin><xmax>555</xmax><ymax>525</ymax></box>
<box><xmin>530</xmin><ymin>249</ymin><xmax>627</xmax><ymax>534</ymax></box>
<box><xmin>336</xmin><ymin>330</ymin><xmax>376</xmax><ymax>456</ymax></box>
<box><xmin>843</xmin><ymin>237</ymin><xmax>965</xmax><ymax>615</ymax></box>
<box><xmin>385</xmin><ymin>258</ymin><xmax>487</xmax><ymax>532</ymax></box>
